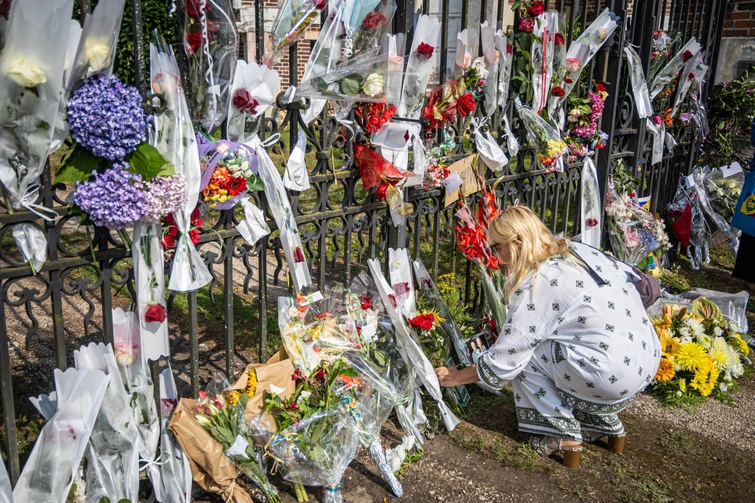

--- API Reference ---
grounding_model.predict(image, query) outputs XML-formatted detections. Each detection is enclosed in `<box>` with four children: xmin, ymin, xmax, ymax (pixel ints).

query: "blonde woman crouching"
<box><xmin>435</xmin><ymin>206</ymin><xmax>661</xmax><ymax>468</ymax></box>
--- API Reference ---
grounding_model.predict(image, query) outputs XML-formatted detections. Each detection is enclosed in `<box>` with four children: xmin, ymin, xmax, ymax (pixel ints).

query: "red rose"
<box><xmin>555</xmin><ymin>33</ymin><xmax>565</xmax><ymax>45</ymax></box>
<box><xmin>551</xmin><ymin>86</ymin><xmax>565</xmax><ymax>97</ymax></box>
<box><xmin>408</xmin><ymin>313</ymin><xmax>435</xmax><ymax>332</ymax></box>
<box><xmin>527</xmin><ymin>0</ymin><xmax>545</xmax><ymax>17</ymax></box>
<box><xmin>682</xmin><ymin>50</ymin><xmax>693</xmax><ymax>62</ymax></box>
<box><xmin>519</xmin><ymin>17</ymin><xmax>535</xmax><ymax>33</ymax></box>
<box><xmin>145</xmin><ymin>304</ymin><xmax>167</xmax><ymax>324</ymax></box>
<box><xmin>586</xmin><ymin>218</ymin><xmax>598</xmax><ymax>227</ymax></box>
<box><xmin>313</xmin><ymin>0</ymin><xmax>327</xmax><ymax>9</ymax></box>
<box><xmin>596</xmin><ymin>142</ymin><xmax>605</xmax><ymax>149</ymax></box>
<box><xmin>688</xmin><ymin>72</ymin><xmax>695</xmax><ymax>80</ymax></box>
<box><xmin>376</xmin><ymin>182</ymin><xmax>389</xmax><ymax>201</ymax></box>
<box><xmin>359</xmin><ymin>296</ymin><xmax>373</xmax><ymax>310</ymax></box>
<box><xmin>233</xmin><ymin>89</ymin><xmax>259</xmax><ymax>114</ymax></box>
<box><xmin>185</xmin><ymin>32</ymin><xmax>204</xmax><ymax>54</ymax></box>
<box><xmin>163</xmin><ymin>235</ymin><xmax>175</xmax><ymax>249</ymax></box>
<box><xmin>293</xmin><ymin>247</ymin><xmax>305</xmax><ymax>263</ymax></box>
<box><xmin>417</xmin><ymin>42</ymin><xmax>435</xmax><ymax>60</ymax></box>
<box><xmin>387</xmin><ymin>294</ymin><xmax>397</xmax><ymax>308</ymax></box>
<box><xmin>186</xmin><ymin>0</ymin><xmax>210</xmax><ymax>18</ymax></box>
<box><xmin>564</xmin><ymin>77</ymin><xmax>573</xmax><ymax>84</ymax></box>
<box><xmin>362</xmin><ymin>11</ymin><xmax>387</xmax><ymax>31</ymax></box>
<box><xmin>457</xmin><ymin>92</ymin><xmax>476</xmax><ymax>117</ymax></box>
<box><xmin>393</xmin><ymin>282</ymin><xmax>411</xmax><ymax>296</ymax></box>
<box><xmin>653</xmin><ymin>115</ymin><xmax>662</xmax><ymax>125</ymax></box>
<box><xmin>596</xmin><ymin>82</ymin><xmax>607</xmax><ymax>92</ymax></box>
<box><xmin>189</xmin><ymin>229</ymin><xmax>200</xmax><ymax>246</ymax></box>
<box><xmin>506</xmin><ymin>44</ymin><xmax>513</xmax><ymax>54</ymax></box>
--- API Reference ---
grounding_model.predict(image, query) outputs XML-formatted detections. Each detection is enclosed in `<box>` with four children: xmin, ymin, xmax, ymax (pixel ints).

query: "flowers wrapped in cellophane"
<box><xmin>514</xmin><ymin>97</ymin><xmax>567</xmax><ymax>171</ymax></box>
<box><xmin>649</xmin><ymin>37</ymin><xmax>701</xmax><ymax>101</ymax></box>
<box><xmin>14</xmin><ymin>367</ymin><xmax>109</xmax><ymax>502</ymax></box>
<box><xmin>650</xmin><ymin>299</ymin><xmax>749</xmax><ymax>406</ymax></box>
<box><xmin>547</xmin><ymin>8</ymin><xmax>619</xmax><ymax>116</ymax></box>
<box><xmin>150</xmin><ymin>31</ymin><xmax>213</xmax><ymax>292</ymax></box>
<box><xmin>66</xmin><ymin>0</ymin><xmax>124</xmax><ymax>90</ymax></box>
<box><xmin>72</xmin><ymin>343</ymin><xmax>141</xmax><ymax>502</ymax></box>
<box><xmin>422</xmin><ymin>79</ymin><xmax>476</xmax><ymax>131</ymax></box>
<box><xmin>182</xmin><ymin>0</ymin><xmax>238</xmax><ymax>133</ymax></box>
<box><xmin>532</xmin><ymin>12</ymin><xmax>559</xmax><ymax>114</ymax></box>
<box><xmin>226</xmin><ymin>61</ymin><xmax>280</xmax><ymax>143</ymax></box>
<box><xmin>691</xmin><ymin>166</ymin><xmax>741</xmax><ymax>252</ymax></box>
<box><xmin>564</xmin><ymin>82</ymin><xmax>608</xmax><ymax>163</ymax></box>
<box><xmin>648</xmin><ymin>30</ymin><xmax>681</xmax><ymax>83</ymax></box>
<box><xmin>296</xmin><ymin>53</ymin><xmax>403</xmax><ymax>103</ymax></box>
<box><xmin>624</xmin><ymin>45</ymin><xmax>654</xmax><ymax>119</ymax></box>
<box><xmin>399</xmin><ymin>14</ymin><xmax>441</xmax><ymax>119</ymax></box>
<box><xmin>265</xmin><ymin>0</ymin><xmax>329</xmax><ymax>68</ymax></box>
<box><xmin>667</xmin><ymin>179</ymin><xmax>710</xmax><ymax>270</ymax></box>
<box><xmin>671</xmin><ymin>51</ymin><xmax>706</xmax><ymax>117</ymax></box>
<box><xmin>605</xmin><ymin>164</ymin><xmax>670</xmax><ymax>265</ymax></box>
<box><xmin>0</xmin><ymin>0</ymin><xmax>73</xmax><ymax>215</ymax></box>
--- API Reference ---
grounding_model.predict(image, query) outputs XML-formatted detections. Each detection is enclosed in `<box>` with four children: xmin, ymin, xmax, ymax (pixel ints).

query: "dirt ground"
<box><xmin>3</xmin><ymin>236</ymin><xmax>754</xmax><ymax>503</ymax></box>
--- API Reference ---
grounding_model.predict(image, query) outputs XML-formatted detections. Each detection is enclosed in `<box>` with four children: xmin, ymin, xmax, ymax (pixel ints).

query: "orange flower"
<box><xmin>655</xmin><ymin>357</ymin><xmax>675</xmax><ymax>382</ymax></box>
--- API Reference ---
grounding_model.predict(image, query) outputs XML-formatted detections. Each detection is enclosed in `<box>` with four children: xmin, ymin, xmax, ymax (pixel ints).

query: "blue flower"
<box><xmin>73</xmin><ymin>163</ymin><xmax>150</xmax><ymax>229</ymax></box>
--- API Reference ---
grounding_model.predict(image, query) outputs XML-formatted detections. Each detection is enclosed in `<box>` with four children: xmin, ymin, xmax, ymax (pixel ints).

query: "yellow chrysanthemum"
<box><xmin>245</xmin><ymin>369</ymin><xmax>258</xmax><ymax>397</ymax></box>
<box><xmin>733</xmin><ymin>334</ymin><xmax>750</xmax><ymax>356</ymax></box>
<box><xmin>655</xmin><ymin>357</ymin><xmax>675</xmax><ymax>382</ymax></box>
<box><xmin>690</xmin><ymin>358</ymin><xmax>719</xmax><ymax>397</ymax></box>
<box><xmin>674</xmin><ymin>343</ymin><xmax>708</xmax><ymax>372</ymax></box>
<box><xmin>709</xmin><ymin>348</ymin><xmax>729</xmax><ymax>371</ymax></box>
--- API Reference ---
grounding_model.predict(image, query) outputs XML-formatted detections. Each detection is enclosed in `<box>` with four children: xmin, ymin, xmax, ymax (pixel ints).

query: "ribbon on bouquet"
<box><xmin>139</xmin><ymin>451</ymin><xmax>173</xmax><ymax>472</ymax></box>
<box><xmin>471</xmin><ymin>117</ymin><xmax>508</xmax><ymax>172</ymax></box>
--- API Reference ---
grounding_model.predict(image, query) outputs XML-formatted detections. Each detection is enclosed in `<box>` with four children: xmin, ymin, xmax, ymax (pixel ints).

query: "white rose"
<box><xmin>269</xmin><ymin>384</ymin><xmax>286</xmax><ymax>395</ymax></box>
<box><xmin>713</xmin><ymin>327</ymin><xmax>723</xmax><ymax>337</ymax></box>
<box><xmin>362</xmin><ymin>73</ymin><xmax>385</xmax><ymax>97</ymax></box>
<box><xmin>7</xmin><ymin>58</ymin><xmax>47</xmax><ymax>88</ymax></box>
<box><xmin>85</xmin><ymin>42</ymin><xmax>112</xmax><ymax>72</ymax></box>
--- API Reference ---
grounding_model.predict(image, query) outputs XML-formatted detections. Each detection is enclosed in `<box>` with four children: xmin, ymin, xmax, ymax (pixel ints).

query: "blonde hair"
<box><xmin>487</xmin><ymin>205</ymin><xmax>576</xmax><ymax>303</ymax></box>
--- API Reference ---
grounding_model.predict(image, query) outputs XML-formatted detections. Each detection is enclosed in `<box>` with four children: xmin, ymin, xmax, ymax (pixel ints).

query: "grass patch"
<box><xmin>450</xmin><ymin>423</ymin><xmax>553</xmax><ymax>473</ymax></box>
<box><xmin>657</xmin><ymin>429</ymin><xmax>693</xmax><ymax>454</ymax></box>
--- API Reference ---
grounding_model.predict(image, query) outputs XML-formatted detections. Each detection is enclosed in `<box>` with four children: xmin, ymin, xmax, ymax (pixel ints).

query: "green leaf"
<box><xmin>512</xmin><ymin>1</ymin><xmax>521</xmax><ymax>10</ymax></box>
<box><xmin>125</xmin><ymin>143</ymin><xmax>173</xmax><ymax>180</ymax></box>
<box><xmin>312</xmin><ymin>76</ymin><xmax>329</xmax><ymax>93</ymax></box>
<box><xmin>55</xmin><ymin>143</ymin><xmax>101</xmax><ymax>184</ymax></box>
<box><xmin>247</xmin><ymin>173</ymin><xmax>264</xmax><ymax>192</ymax></box>
<box><xmin>340</xmin><ymin>75</ymin><xmax>363</xmax><ymax>96</ymax></box>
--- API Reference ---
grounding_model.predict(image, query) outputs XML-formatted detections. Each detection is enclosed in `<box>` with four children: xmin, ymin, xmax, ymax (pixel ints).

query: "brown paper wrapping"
<box><xmin>444</xmin><ymin>155</ymin><xmax>482</xmax><ymax>207</ymax></box>
<box><xmin>168</xmin><ymin>399</ymin><xmax>253</xmax><ymax>503</ymax></box>
<box><xmin>232</xmin><ymin>356</ymin><xmax>296</xmax><ymax>424</ymax></box>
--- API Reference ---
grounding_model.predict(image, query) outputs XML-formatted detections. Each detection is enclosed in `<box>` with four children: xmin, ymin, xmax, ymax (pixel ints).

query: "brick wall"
<box><xmin>723</xmin><ymin>1</ymin><xmax>755</xmax><ymax>37</ymax></box>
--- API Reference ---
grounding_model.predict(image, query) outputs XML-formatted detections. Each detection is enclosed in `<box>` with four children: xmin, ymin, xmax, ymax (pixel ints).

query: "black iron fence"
<box><xmin>0</xmin><ymin>0</ymin><xmax>729</xmax><ymax>484</ymax></box>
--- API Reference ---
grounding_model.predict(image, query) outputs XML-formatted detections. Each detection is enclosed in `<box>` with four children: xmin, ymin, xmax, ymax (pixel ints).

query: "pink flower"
<box><xmin>566</xmin><ymin>57</ymin><xmax>582</xmax><ymax>73</ymax></box>
<box><xmin>463</xmin><ymin>52</ymin><xmax>472</xmax><ymax>68</ymax></box>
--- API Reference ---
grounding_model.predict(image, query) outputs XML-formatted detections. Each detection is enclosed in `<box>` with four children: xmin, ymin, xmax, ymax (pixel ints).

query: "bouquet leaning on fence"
<box><xmin>514</xmin><ymin>97</ymin><xmax>567</xmax><ymax>172</ymax></box>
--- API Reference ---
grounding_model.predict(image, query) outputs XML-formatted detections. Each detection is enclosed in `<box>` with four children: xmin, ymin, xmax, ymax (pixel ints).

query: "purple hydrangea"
<box><xmin>144</xmin><ymin>174</ymin><xmax>187</xmax><ymax>221</ymax></box>
<box><xmin>68</xmin><ymin>74</ymin><xmax>148</xmax><ymax>161</ymax></box>
<box><xmin>73</xmin><ymin>163</ymin><xmax>150</xmax><ymax>229</ymax></box>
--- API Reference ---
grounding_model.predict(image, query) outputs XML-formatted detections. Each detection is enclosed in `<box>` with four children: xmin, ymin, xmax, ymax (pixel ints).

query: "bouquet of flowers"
<box><xmin>605</xmin><ymin>164</ymin><xmax>670</xmax><ymax>265</ymax></box>
<box><xmin>66</xmin><ymin>0</ymin><xmax>124</xmax><ymax>89</ymax></box>
<box><xmin>197</xmin><ymin>137</ymin><xmax>262</xmax><ymax>209</ymax></box>
<box><xmin>265</xmin><ymin>0</ymin><xmax>329</xmax><ymax>67</ymax></box>
<box><xmin>564</xmin><ymin>83</ymin><xmax>608</xmax><ymax>162</ymax></box>
<box><xmin>422</xmin><ymin>80</ymin><xmax>475</xmax><ymax>130</ymax></box>
<box><xmin>182</xmin><ymin>0</ymin><xmax>238</xmax><ymax>133</ymax></box>
<box><xmin>399</xmin><ymin>14</ymin><xmax>441</xmax><ymax>119</ymax></box>
<box><xmin>649</xmin><ymin>37</ymin><xmax>701</xmax><ymax>101</ymax></box>
<box><xmin>532</xmin><ymin>12</ymin><xmax>559</xmax><ymax>113</ymax></box>
<box><xmin>651</xmin><ymin>299</ymin><xmax>749</xmax><ymax>406</ymax></box>
<box><xmin>691</xmin><ymin>166</ymin><xmax>741</xmax><ymax>252</ymax></box>
<box><xmin>454</xmin><ymin>27</ymin><xmax>479</xmax><ymax>81</ymax></box>
<box><xmin>192</xmin><ymin>378</ymin><xmax>282</xmax><ymax>503</ymax></box>
<box><xmin>226</xmin><ymin>60</ymin><xmax>280</xmax><ymax>143</ymax></box>
<box><xmin>423</xmin><ymin>157</ymin><xmax>450</xmax><ymax>190</ymax></box>
<box><xmin>14</xmin><ymin>366</ymin><xmax>109</xmax><ymax>502</ymax></box>
<box><xmin>667</xmin><ymin>179</ymin><xmax>710</xmax><ymax>270</ymax></box>
<box><xmin>547</xmin><ymin>8</ymin><xmax>619</xmax><ymax>116</ymax></box>
<box><xmin>624</xmin><ymin>45</ymin><xmax>654</xmax><ymax>119</ymax></box>
<box><xmin>649</xmin><ymin>31</ymin><xmax>681</xmax><ymax>83</ymax></box>
<box><xmin>296</xmin><ymin>53</ymin><xmax>400</xmax><ymax>103</ymax></box>
<box><xmin>514</xmin><ymin>97</ymin><xmax>568</xmax><ymax>171</ymax></box>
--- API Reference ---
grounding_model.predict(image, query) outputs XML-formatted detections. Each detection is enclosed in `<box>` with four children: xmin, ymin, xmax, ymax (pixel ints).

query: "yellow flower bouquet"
<box><xmin>651</xmin><ymin>299</ymin><xmax>750</xmax><ymax>406</ymax></box>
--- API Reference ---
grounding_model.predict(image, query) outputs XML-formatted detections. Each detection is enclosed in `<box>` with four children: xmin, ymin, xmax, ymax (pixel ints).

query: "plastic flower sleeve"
<box><xmin>134</xmin><ymin>221</ymin><xmax>170</xmax><ymax>360</ymax></box>
<box><xmin>66</xmin><ymin>0</ymin><xmax>125</xmax><ymax>90</ymax></box>
<box><xmin>0</xmin><ymin>458</ymin><xmax>10</xmax><ymax>503</ymax></box>
<box><xmin>14</xmin><ymin>367</ymin><xmax>109</xmax><ymax>502</ymax></box>
<box><xmin>10</xmin><ymin>223</ymin><xmax>46</xmax><ymax>274</ymax></box>
<box><xmin>691</xmin><ymin>167</ymin><xmax>740</xmax><ymax>252</ymax></box>
<box><xmin>496</xmin><ymin>31</ymin><xmax>513</xmax><ymax>110</ymax></box>
<box><xmin>481</xmin><ymin>21</ymin><xmax>498</xmax><ymax>117</ymax></box>
<box><xmin>649</xmin><ymin>38</ymin><xmax>701</xmax><ymax>101</ymax></box>
<box><xmin>297</xmin><ymin>53</ymin><xmax>403</xmax><ymax>103</ymax></box>
<box><xmin>284</xmin><ymin>130</ymin><xmax>311</xmax><ymax>192</ymax></box>
<box><xmin>368</xmin><ymin>258</ymin><xmax>460</xmax><ymax>432</ymax></box>
<box><xmin>265</xmin><ymin>0</ymin><xmax>328</xmax><ymax>68</ymax></box>
<box><xmin>236</xmin><ymin>198</ymin><xmax>271</xmax><ymax>246</ymax></box>
<box><xmin>681</xmin><ymin>288</ymin><xmax>750</xmax><ymax>334</ymax></box>
<box><xmin>531</xmin><ymin>13</ymin><xmax>557</xmax><ymax>113</ymax></box>
<box><xmin>346</xmin><ymin>0</ymin><xmax>397</xmax><ymax>56</ymax></box>
<box><xmin>548</xmin><ymin>8</ymin><xmax>618</xmax><ymax>114</ymax></box>
<box><xmin>624</xmin><ymin>45</ymin><xmax>653</xmax><ymax>119</ymax></box>
<box><xmin>472</xmin><ymin>118</ymin><xmax>508</xmax><ymax>172</ymax></box>
<box><xmin>671</xmin><ymin>52</ymin><xmax>705</xmax><ymax>117</ymax></box>
<box><xmin>399</xmin><ymin>14</ymin><xmax>440</xmax><ymax>118</ymax></box>
<box><xmin>73</xmin><ymin>343</ymin><xmax>141</xmax><ymax>503</ymax></box>
<box><xmin>226</xmin><ymin>60</ymin><xmax>280</xmax><ymax>143</ymax></box>
<box><xmin>48</xmin><ymin>21</ymin><xmax>82</xmax><ymax>156</ymax></box>
<box><xmin>514</xmin><ymin>98</ymin><xmax>567</xmax><ymax>171</ymax></box>
<box><xmin>646</xmin><ymin>118</ymin><xmax>664</xmax><ymax>165</ymax></box>
<box><xmin>182</xmin><ymin>0</ymin><xmax>238</xmax><ymax>134</ymax></box>
<box><xmin>388</xmin><ymin>247</ymin><xmax>416</xmax><ymax>317</ymax></box>
<box><xmin>252</xmin><ymin>136</ymin><xmax>312</xmax><ymax>291</ymax></box>
<box><xmin>0</xmin><ymin>0</ymin><xmax>73</xmax><ymax>214</ymax></box>
<box><xmin>150</xmin><ymin>32</ymin><xmax>213</xmax><ymax>292</ymax></box>
<box><xmin>580</xmin><ymin>158</ymin><xmax>602</xmax><ymax>248</ymax></box>
<box><xmin>454</xmin><ymin>28</ymin><xmax>478</xmax><ymax>80</ymax></box>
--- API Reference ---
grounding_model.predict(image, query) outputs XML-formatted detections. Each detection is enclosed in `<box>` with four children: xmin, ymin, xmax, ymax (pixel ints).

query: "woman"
<box><xmin>435</xmin><ymin>206</ymin><xmax>661</xmax><ymax>468</ymax></box>
<box><xmin>731</xmin><ymin>116</ymin><xmax>755</xmax><ymax>291</ymax></box>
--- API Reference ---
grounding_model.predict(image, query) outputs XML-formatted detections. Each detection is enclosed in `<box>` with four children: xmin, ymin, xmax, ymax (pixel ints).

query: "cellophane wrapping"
<box><xmin>649</xmin><ymin>37</ymin><xmax>701</xmax><ymax>101</ymax></box>
<box><xmin>692</xmin><ymin>166</ymin><xmax>741</xmax><ymax>252</ymax></box>
<box><xmin>399</xmin><ymin>14</ymin><xmax>440</xmax><ymax>119</ymax></box>
<box><xmin>514</xmin><ymin>97</ymin><xmax>567</xmax><ymax>171</ymax></box>
<box><xmin>624</xmin><ymin>45</ymin><xmax>653</xmax><ymax>119</ymax></box>
<box><xmin>265</xmin><ymin>0</ymin><xmax>329</xmax><ymax>67</ymax></box>
<box><xmin>66</xmin><ymin>0</ymin><xmax>124</xmax><ymax>90</ymax></box>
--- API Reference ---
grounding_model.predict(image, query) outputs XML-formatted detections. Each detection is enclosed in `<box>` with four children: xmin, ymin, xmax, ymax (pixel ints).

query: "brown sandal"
<box><xmin>529</xmin><ymin>436</ymin><xmax>583</xmax><ymax>469</ymax></box>
<box><xmin>583</xmin><ymin>431</ymin><xmax>626</xmax><ymax>455</ymax></box>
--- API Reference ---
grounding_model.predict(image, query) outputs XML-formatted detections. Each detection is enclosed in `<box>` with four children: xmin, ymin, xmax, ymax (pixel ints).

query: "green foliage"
<box><xmin>703</xmin><ymin>65</ymin><xmax>755</xmax><ymax>167</ymax></box>
<box><xmin>55</xmin><ymin>143</ymin><xmax>101</xmax><ymax>183</ymax></box>
<box><xmin>125</xmin><ymin>143</ymin><xmax>174</xmax><ymax>180</ymax></box>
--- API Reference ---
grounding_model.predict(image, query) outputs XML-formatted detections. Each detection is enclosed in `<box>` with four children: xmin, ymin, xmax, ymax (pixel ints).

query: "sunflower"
<box><xmin>674</xmin><ymin>342</ymin><xmax>708</xmax><ymax>372</ymax></box>
<box><xmin>655</xmin><ymin>357</ymin><xmax>676</xmax><ymax>382</ymax></box>
<box><xmin>245</xmin><ymin>369</ymin><xmax>258</xmax><ymax>397</ymax></box>
<box><xmin>224</xmin><ymin>389</ymin><xmax>241</xmax><ymax>406</ymax></box>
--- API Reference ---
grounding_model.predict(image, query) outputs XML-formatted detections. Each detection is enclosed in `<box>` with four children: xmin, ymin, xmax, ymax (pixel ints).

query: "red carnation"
<box><xmin>551</xmin><ymin>86</ymin><xmax>565</xmax><ymax>97</ymax></box>
<box><xmin>362</xmin><ymin>11</ymin><xmax>387</xmax><ymax>31</ymax></box>
<box><xmin>313</xmin><ymin>0</ymin><xmax>327</xmax><ymax>9</ymax></box>
<box><xmin>145</xmin><ymin>304</ymin><xmax>167</xmax><ymax>324</ymax></box>
<box><xmin>233</xmin><ymin>89</ymin><xmax>259</xmax><ymax>114</ymax></box>
<box><xmin>359</xmin><ymin>296</ymin><xmax>373</xmax><ymax>310</ymax></box>
<box><xmin>408</xmin><ymin>313</ymin><xmax>436</xmax><ymax>332</ymax></box>
<box><xmin>595</xmin><ymin>82</ymin><xmax>607</xmax><ymax>92</ymax></box>
<box><xmin>527</xmin><ymin>0</ymin><xmax>545</xmax><ymax>17</ymax></box>
<box><xmin>555</xmin><ymin>33</ymin><xmax>565</xmax><ymax>45</ymax></box>
<box><xmin>682</xmin><ymin>49</ymin><xmax>693</xmax><ymax>62</ymax></box>
<box><xmin>519</xmin><ymin>17</ymin><xmax>535</xmax><ymax>33</ymax></box>
<box><xmin>688</xmin><ymin>72</ymin><xmax>695</xmax><ymax>80</ymax></box>
<box><xmin>417</xmin><ymin>42</ymin><xmax>435</xmax><ymax>60</ymax></box>
<box><xmin>185</xmin><ymin>32</ymin><xmax>204</xmax><ymax>54</ymax></box>
<box><xmin>586</xmin><ymin>218</ymin><xmax>598</xmax><ymax>227</ymax></box>
<box><xmin>457</xmin><ymin>92</ymin><xmax>476</xmax><ymax>117</ymax></box>
<box><xmin>293</xmin><ymin>247</ymin><xmax>305</xmax><ymax>263</ymax></box>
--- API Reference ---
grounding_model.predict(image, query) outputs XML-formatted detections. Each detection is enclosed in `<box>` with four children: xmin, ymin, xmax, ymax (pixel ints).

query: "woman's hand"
<box><xmin>435</xmin><ymin>366</ymin><xmax>459</xmax><ymax>387</ymax></box>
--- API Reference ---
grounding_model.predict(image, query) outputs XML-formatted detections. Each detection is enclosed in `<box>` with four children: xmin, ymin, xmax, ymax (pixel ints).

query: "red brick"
<box><xmin>735</xmin><ymin>2</ymin><xmax>755</xmax><ymax>10</ymax></box>
<box><xmin>730</xmin><ymin>11</ymin><xmax>752</xmax><ymax>20</ymax></box>
<box><xmin>723</xmin><ymin>28</ymin><xmax>751</xmax><ymax>37</ymax></box>
<box><xmin>736</xmin><ymin>20</ymin><xmax>755</xmax><ymax>28</ymax></box>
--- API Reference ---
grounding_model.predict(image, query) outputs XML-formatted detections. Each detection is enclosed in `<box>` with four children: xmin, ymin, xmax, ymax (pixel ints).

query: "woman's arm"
<box><xmin>435</xmin><ymin>365</ymin><xmax>480</xmax><ymax>387</ymax></box>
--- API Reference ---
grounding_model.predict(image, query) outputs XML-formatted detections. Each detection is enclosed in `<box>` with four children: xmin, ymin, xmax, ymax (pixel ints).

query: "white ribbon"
<box><xmin>139</xmin><ymin>451</ymin><xmax>173</xmax><ymax>472</ymax></box>
<box><xmin>14</xmin><ymin>185</ymin><xmax>58</xmax><ymax>222</ymax></box>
